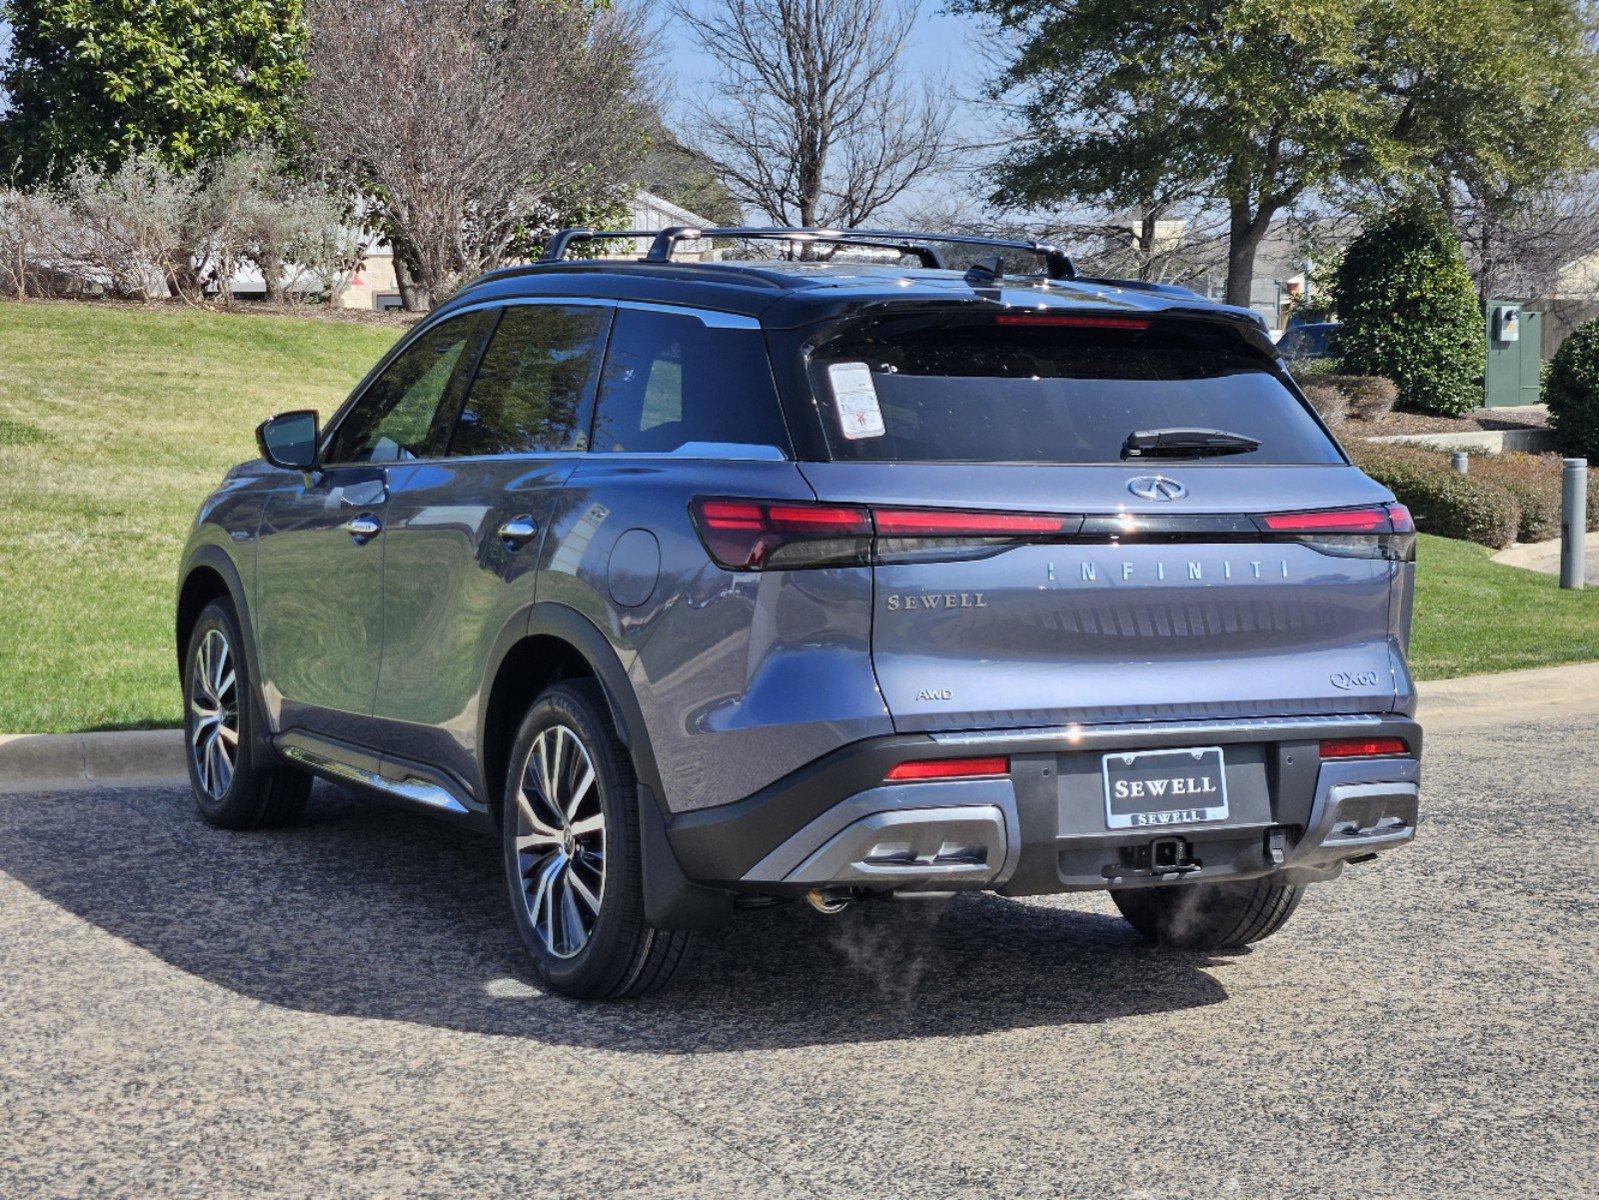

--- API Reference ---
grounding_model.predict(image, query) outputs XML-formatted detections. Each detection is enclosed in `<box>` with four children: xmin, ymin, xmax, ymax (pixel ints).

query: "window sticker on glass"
<box><xmin>828</xmin><ymin>361</ymin><xmax>886</xmax><ymax>439</ymax></box>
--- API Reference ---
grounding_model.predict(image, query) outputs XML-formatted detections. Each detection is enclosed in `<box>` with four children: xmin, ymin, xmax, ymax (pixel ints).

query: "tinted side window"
<box><xmin>449</xmin><ymin>304</ymin><xmax>608</xmax><ymax>456</ymax></box>
<box><xmin>325</xmin><ymin>314</ymin><xmax>483</xmax><ymax>464</ymax></box>
<box><xmin>591</xmin><ymin>309</ymin><xmax>789</xmax><ymax>455</ymax></box>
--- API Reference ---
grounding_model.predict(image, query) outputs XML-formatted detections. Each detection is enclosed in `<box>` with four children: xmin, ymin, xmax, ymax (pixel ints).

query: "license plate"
<box><xmin>1101</xmin><ymin>747</ymin><xmax>1229</xmax><ymax>829</ymax></box>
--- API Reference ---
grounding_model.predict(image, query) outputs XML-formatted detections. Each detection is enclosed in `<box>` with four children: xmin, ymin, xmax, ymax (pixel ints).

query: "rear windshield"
<box><xmin>804</xmin><ymin>314</ymin><xmax>1341</xmax><ymax>465</ymax></box>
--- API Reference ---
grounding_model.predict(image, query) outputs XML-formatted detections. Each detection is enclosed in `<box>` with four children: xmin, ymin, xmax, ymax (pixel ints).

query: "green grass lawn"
<box><xmin>1409</xmin><ymin>533</ymin><xmax>1599</xmax><ymax>678</ymax></box>
<box><xmin>0</xmin><ymin>299</ymin><xmax>1596</xmax><ymax>731</ymax></box>
<box><xmin>0</xmin><ymin>300</ymin><xmax>400</xmax><ymax>732</ymax></box>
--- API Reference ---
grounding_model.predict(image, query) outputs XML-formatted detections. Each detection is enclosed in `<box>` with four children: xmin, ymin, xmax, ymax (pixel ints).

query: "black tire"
<box><xmin>501</xmin><ymin>680</ymin><xmax>693</xmax><ymax>1000</ymax></box>
<box><xmin>1110</xmin><ymin>876</ymin><xmax>1303</xmax><ymax>950</ymax></box>
<box><xmin>182</xmin><ymin>598</ymin><xmax>311</xmax><ymax>830</ymax></box>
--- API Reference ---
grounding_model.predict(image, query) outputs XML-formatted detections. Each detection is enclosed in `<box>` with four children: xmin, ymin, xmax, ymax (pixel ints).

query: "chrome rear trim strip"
<box><xmin>930</xmin><ymin>713</ymin><xmax>1397</xmax><ymax>751</ymax></box>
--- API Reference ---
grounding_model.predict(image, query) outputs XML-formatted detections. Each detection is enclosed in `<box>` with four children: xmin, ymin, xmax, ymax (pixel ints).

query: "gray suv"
<box><xmin>176</xmin><ymin>227</ymin><xmax>1421</xmax><ymax>998</ymax></box>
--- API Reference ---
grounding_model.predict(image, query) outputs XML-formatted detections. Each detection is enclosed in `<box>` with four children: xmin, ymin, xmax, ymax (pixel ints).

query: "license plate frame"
<box><xmin>1101</xmin><ymin>746</ymin><xmax>1229</xmax><ymax>830</ymax></box>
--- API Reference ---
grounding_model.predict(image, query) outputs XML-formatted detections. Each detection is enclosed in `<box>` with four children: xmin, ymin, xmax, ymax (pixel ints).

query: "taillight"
<box><xmin>691</xmin><ymin>498</ymin><xmax>1082</xmax><ymax>570</ymax></box>
<box><xmin>689</xmin><ymin>498</ymin><xmax>873</xmax><ymax>570</ymax></box>
<box><xmin>873</xmin><ymin>508</ymin><xmax>1080</xmax><ymax>537</ymax></box>
<box><xmin>885</xmin><ymin>756</ymin><xmax>1010</xmax><ymax>782</ymax></box>
<box><xmin>1258</xmin><ymin>506</ymin><xmax>1391</xmax><ymax>533</ymax></box>
<box><xmin>1254</xmin><ymin>504</ymin><xmax>1415</xmax><ymax>561</ymax></box>
<box><xmin>1321</xmin><ymin>738</ymin><xmax>1409</xmax><ymax>759</ymax></box>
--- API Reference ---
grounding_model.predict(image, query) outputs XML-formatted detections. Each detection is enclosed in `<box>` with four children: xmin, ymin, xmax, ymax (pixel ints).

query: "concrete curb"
<box><xmin>0</xmin><ymin>730</ymin><xmax>185</xmax><ymax>793</ymax></box>
<box><xmin>1365</xmin><ymin>428</ymin><xmax>1558</xmax><ymax>456</ymax></box>
<box><xmin>5</xmin><ymin>659</ymin><xmax>1599</xmax><ymax>793</ymax></box>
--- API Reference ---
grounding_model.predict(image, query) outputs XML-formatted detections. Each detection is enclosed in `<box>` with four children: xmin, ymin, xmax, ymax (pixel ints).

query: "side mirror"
<box><xmin>256</xmin><ymin>410</ymin><xmax>319</xmax><ymax>471</ymax></box>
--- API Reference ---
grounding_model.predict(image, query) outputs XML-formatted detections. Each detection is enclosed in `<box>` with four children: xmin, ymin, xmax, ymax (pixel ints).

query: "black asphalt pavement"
<box><xmin>1</xmin><ymin>713</ymin><xmax>1594</xmax><ymax>1198</ymax></box>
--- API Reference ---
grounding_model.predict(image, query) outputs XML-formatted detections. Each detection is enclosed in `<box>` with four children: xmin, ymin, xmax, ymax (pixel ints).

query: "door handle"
<box><xmin>498</xmin><ymin>515</ymin><xmax>538</xmax><ymax>548</ymax></box>
<box><xmin>342</xmin><ymin>513</ymin><xmax>382</xmax><ymax>541</ymax></box>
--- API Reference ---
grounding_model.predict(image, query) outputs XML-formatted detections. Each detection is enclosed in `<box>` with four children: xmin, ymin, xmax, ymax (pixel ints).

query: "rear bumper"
<box><xmin>665</xmin><ymin>714</ymin><xmax>1421</xmax><ymax>895</ymax></box>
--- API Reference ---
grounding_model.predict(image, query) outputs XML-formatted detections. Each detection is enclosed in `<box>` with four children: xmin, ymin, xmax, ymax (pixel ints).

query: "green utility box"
<box><xmin>1484</xmin><ymin>300</ymin><xmax>1543</xmax><ymax>408</ymax></box>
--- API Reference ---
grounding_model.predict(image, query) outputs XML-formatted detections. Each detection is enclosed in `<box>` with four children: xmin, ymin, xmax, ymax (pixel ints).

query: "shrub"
<box><xmin>1299</xmin><ymin>381</ymin><xmax>1348</xmax><ymax>423</ymax></box>
<box><xmin>1349</xmin><ymin>443</ymin><xmax>1520</xmax><ymax>548</ymax></box>
<box><xmin>1325</xmin><ymin>375</ymin><xmax>1399</xmax><ymax>421</ymax></box>
<box><xmin>1546</xmin><ymin>317</ymin><xmax>1599</xmax><ymax>462</ymax></box>
<box><xmin>1331</xmin><ymin>208</ymin><xmax>1483</xmax><ymax>417</ymax></box>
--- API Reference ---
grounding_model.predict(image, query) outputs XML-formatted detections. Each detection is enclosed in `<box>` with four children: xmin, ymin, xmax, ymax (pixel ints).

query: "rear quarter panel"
<box><xmin>536</xmin><ymin>457</ymin><xmax>893</xmax><ymax>813</ymax></box>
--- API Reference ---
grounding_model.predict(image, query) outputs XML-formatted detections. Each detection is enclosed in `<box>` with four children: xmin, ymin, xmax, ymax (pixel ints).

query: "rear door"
<box><xmin>791</xmin><ymin>309</ymin><xmax>1409</xmax><ymax>732</ymax></box>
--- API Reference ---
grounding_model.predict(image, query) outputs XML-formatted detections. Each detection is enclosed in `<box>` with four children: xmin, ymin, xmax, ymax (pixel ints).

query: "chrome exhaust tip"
<box><xmin>805</xmin><ymin>887</ymin><xmax>854</xmax><ymax>915</ymax></box>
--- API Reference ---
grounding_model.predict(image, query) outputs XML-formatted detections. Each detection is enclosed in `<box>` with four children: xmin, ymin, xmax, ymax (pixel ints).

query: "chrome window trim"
<box><xmin>445</xmin><ymin>294</ymin><xmax>761</xmax><ymax>330</ymax></box>
<box><xmin>317</xmin><ymin>296</ymin><xmax>764</xmax><ymax>467</ymax></box>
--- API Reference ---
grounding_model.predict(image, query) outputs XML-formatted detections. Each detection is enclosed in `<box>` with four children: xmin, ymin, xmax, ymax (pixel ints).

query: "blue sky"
<box><xmin>655</xmin><ymin>4</ymin><xmax>994</xmax><ymax>215</ymax></box>
<box><xmin>657</xmin><ymin>5</ymin><xmax>981</xmax><ymax>100</ymax></box>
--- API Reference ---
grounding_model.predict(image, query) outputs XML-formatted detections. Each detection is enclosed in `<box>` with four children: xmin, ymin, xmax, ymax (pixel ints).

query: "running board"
<box><xmin>277</xmin><ymin>731</ymin><xmax>471</xmax><ymax>816</ymax></box>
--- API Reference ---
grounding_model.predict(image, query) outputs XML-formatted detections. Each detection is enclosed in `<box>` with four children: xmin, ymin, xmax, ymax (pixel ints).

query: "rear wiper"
<box><xmin>1122</xmin><ymin>427</ymin><xmax>1261</xmax><ymax>460</ymax></box>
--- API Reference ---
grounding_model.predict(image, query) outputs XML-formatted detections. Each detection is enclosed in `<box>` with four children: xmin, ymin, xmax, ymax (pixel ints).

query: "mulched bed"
<box><xmin>1333</xmin><ymin>406</ymin><xmax>1550</xmax><ymax>437</ymax></box>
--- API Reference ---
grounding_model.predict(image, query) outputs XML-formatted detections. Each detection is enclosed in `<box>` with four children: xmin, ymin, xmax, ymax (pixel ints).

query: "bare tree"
<box><xmin>673</xmin><ymin>0</ymin><xmax>954</xmax><ymax>231</ymax></box>
<box><xmin>304</xmin><ymin>0</ymin><xmax>654</xmax><ymax>308</ymax></box>
<box><xmin>1447</xmin><ymin>169</ymin><xmax>1599</xmax><ymax>303</ymax></box>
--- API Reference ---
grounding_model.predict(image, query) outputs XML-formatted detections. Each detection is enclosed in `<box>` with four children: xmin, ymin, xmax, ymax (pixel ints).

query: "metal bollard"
<box><xmin>1451</xmin><ymin>451</ymin><xmax>1469</xmax><ymax>475</ymax></box>
<box><xmin>1561</xmin><ymin>458</ymin><xmax>1587</xmax><ymax>590</ymax></box>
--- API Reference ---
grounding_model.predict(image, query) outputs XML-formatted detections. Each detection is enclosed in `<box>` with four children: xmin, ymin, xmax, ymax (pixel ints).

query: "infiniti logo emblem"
<box><xmin>1127</xmin><ymin>475</ymin><xmax>1188</xmax><ymax>501</ymax></box>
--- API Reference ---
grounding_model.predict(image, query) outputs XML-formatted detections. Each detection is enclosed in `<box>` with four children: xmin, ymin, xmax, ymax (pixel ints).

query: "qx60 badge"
<box><xmin>1127</xmin><ymin>475</ymin><xmax>1187</xmax><ymax>501</ymax></box>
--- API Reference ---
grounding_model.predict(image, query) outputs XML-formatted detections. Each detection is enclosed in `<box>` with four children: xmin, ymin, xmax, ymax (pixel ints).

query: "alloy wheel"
<box><xmin>513</xmin><ymin>724</ymin><xmax>606</xmax><ymax>959</ymax></box>
<box><xmin>189</xmin><ymin>628</ymin><xmax>239</xmax><ymax>800</ymax></box>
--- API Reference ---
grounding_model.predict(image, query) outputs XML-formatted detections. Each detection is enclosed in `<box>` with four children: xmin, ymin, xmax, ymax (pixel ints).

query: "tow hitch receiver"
<box><xmin>1114</xmin><ymin>836</ymin><xmax>1202</xmax><ymax>878</ymax></box>
<box><xmin>1149</xmin><ymin>837</ymin><xmax>1198</xmax><ymax>875</ymax></box>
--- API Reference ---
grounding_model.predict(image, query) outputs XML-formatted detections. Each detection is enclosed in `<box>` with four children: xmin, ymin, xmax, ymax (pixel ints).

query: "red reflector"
<box><xmin>873</xmin><ymin>507</ymin><xmax>1077</xmax><ymax>537</ymax></box>
<box><xmin>995</xmin><ymin>313</ymin><xmax>1151</xmax><ymax>331</ymax></box>
<box><xmin>1260</xmin><ymin>507</ymin><xmax>1390</xmax><ymax>534</ymax></box>
<box><xmin>1320</xmin><ymin>738</ymin><xmax>1408</xmax><ymax>759</ymax></box>
<box><xmin>885</xmin><ymin>756</ymin><xmax>1010</xmax><ymax>782</ymax></box>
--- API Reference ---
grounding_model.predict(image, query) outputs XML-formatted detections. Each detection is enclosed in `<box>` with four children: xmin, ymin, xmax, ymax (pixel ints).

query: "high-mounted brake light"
<box><xmin>885</xmin><ymin>756</ymin><xmax>1010</xmax><ymax>782</ymax></box>
<box><xmin>1258</xmin><ymin>506</ymin><xmax>1391</xmax><ymax>534</ymax></box>
<box><xmin>995</xmin><ymin>313</ymin><xmax>1151</xmax><ymax>331</ymax></box>
<box><xmin>690</xmin><ymin>498</ymin><xmax>872</xmax><ymax>570</ymax></box>
<box><xmin>1320</xmin><ymin>738</ymin><xmax>1409</xmax><ymax>759</ymax></box>
<box><xmin>873</xmin><ymin>508</ymin><xmax>1080</xmax><ymax>537</ymax></box>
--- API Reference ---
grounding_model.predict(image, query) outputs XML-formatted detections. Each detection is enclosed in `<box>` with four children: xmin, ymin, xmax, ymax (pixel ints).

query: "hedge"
<box><xmin>1466</xmin><ymin>453</ymin><xmax>1568</xmax><ymax>543</ymax></box>
<box><xmin>1348</xmin><ymin>444</ymin><xmax>1520</xmax><ymax>548</ymax></box>
<box><xmin>1349</xmin><ymin>444</ymin><xmax>1599</xmax><ymax>548</ymax></box>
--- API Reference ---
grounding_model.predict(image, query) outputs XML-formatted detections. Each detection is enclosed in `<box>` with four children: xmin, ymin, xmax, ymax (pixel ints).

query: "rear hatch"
<box><xmin>788</xmin><ymin>307</ymin><xmax>1414</xmax><ymax>732</ymax></box>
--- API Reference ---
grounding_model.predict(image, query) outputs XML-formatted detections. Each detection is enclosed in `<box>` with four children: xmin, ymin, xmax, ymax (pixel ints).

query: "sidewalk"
<box><xmin>6</xmin><ymin>659</ymin><xmax>1599</xmax><ymax>794</ymax></box>
<box><xmin>1492</xmin><ymin>532</ymin><xmax>1599</xmax><ymax>578</ymax></box>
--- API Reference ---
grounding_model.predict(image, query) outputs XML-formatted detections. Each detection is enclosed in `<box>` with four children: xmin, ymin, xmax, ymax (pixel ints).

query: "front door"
<box><xmin>369</xmin><ymin>300</ymin><xmax>612</xmax><ymax>789</ymax></box>
<box><xmin>254</xmin><ymin>310</ymin><xmax>491</xmax><ymax>744</ymax></box>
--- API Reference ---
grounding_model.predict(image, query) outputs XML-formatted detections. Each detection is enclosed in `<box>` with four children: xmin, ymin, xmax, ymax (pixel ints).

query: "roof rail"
<box><xmin>538</xmin><ymin>226</ymin><xmax>1076</xmax><ymax>280</ymax></box>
